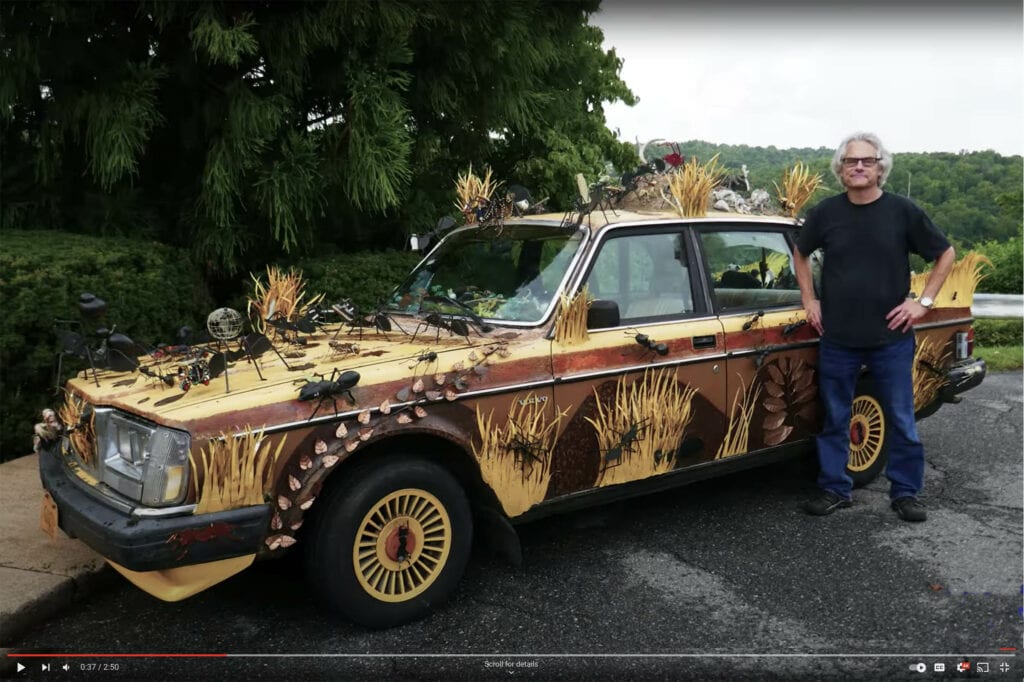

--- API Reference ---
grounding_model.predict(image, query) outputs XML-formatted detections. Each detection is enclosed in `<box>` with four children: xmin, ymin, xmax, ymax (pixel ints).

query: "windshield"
<box><xmin>387</xmin><ymin>224</ymin><xmax>585</xmax><ymax>323</ymax></box>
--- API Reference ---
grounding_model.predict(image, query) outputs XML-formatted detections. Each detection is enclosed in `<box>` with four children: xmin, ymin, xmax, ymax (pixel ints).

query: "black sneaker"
<box><xmin>891</xmin><ymin>497</ymin><xmax>927</xmax><ymax>522</ymax></box>
<box><xmin>802</xmin><ymin>490</ymin><xmax>852</xmax><ymax>516</ymax></box>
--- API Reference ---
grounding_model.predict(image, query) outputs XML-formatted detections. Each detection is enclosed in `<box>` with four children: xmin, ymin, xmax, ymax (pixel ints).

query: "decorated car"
<box><xmin>35</xmin><ymin>163</ymin><xmax>987</xmax><ymax>628</ymax></box>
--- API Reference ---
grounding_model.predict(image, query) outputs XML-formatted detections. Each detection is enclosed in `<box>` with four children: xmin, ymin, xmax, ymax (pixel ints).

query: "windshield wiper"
<box><xmin>421</xmin><ymin>295</ymin><xmax>493</xmax><ymax>333</ymax></box>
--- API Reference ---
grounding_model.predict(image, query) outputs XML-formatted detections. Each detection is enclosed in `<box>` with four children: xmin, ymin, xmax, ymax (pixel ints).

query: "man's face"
<box><xmin>840</xmin><ymin>140</ymin><xmax>882</xmax><ymax>189</ymax></box>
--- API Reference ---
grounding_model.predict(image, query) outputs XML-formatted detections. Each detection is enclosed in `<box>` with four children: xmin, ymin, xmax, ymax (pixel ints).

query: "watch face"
<box><xmin>921</xmin><ymin>297</ymin><xmax>934</xmax><ymax>308</ymax></box>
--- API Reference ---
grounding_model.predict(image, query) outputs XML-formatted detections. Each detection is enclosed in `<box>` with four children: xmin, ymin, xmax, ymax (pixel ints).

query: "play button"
<box><xmin>16</xmin><ymin>663</ymin><xmax>25</xmax><ymax>672</ymax></box>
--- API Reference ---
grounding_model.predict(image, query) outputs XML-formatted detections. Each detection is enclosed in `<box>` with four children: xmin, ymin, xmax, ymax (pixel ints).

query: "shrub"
<box><xmin>0</xmin><ymin>230</ymin><xmax>213</xmax><ymax>461</ymax></box>
<box><xmin>293</xmin><ymin>250</ymin><xmax>422</xmax><ymax>311</ymax></box>
<box><xmin>975</xmin><ymin>232</ymin><xmax>1023</xmax><ymax>294</ymax></box>
<box><xmin>974</xmin><ymin>318</ymin><xmax>1023</xmax><ymax>347</ymax></box>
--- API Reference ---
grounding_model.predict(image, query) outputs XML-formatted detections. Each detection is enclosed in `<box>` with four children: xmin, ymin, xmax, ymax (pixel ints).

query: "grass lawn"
<box><xmin>975</xmin><ymin>345</ymin><xmax>1023</xmax><ymax>372</ymax></box>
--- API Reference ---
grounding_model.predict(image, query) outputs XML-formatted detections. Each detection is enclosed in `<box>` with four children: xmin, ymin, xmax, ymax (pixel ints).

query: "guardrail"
<box><xmin>972</xmin><ymin>294</ymin><xmax>1023</xmax><ymax>319</ymax></box>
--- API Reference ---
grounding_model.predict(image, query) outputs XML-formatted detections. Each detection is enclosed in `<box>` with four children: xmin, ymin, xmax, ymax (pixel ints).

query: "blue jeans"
<box><xmin>816</xmin><ymin>335</ymin><xmax>924</xmax><ymax>500</ymax></box>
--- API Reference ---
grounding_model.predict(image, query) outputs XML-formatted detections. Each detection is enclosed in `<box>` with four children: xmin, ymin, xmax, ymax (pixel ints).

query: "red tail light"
<box><xmin>967</xmin><ymin>327</ymin><xmax>974</xmax><ymax>357</ymax></box>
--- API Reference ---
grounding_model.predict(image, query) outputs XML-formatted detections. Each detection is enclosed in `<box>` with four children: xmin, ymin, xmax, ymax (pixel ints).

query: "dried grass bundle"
<box><xmin>665</xmin><ymin>154</ymin><xmax>725</xmax><ymax>217</ymax></box>
<box><xmin>454</xmin><ymin>164</ymin><xmax>499</xmax><ymax>223</ymax></box>
<box><xmin>191</xmin><ymin>428</ymin><xmax>287</xmax><ymax>514</ymax></box>
<box><xmin>774</xmin><ymin>162</ymin><xmax>823</xmax><ymax>217</ymax></box>
<box><xmin>910</xmin><ymin>252</ymin><xmax>992</xmax><ymax>308</ymax></box>
<box><xmin>58</xmin><ymin>391</ymin><xmax>95</xmax><ymax>466</ymax></box>
<box><xmin>472</xmin><ymin>395</ymin><xmax>565</xmax><ymax>517</ymax></box>
<box><xmin>586</xmin><ymin>368</ymin><xmax>698</xmax><ymax>487</ymax></box>
<box><xmin>716</xmin><ymin>377</ymin><xmax>762</xmax><ymax>459</ymax></box>
<box><xmin>553</xmin><ymin>287</ymin><xmax>591</xmax><ymax>346</ymax></box>
<box><xmin>247</xmin><ymin>265</ymin><xmax>324</xmax><ymax>334</ymax></box>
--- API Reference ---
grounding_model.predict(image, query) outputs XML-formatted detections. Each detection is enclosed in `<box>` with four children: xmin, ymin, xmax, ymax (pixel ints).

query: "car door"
<box><xmin>546</xmin><ymin>225</ymin><xmax>728</xmax><ymax>498</ymax></box>
<box><xmin>694</xmin><ymin>224</ymin><xmax>822</xmax><ymax>457</ymax></box>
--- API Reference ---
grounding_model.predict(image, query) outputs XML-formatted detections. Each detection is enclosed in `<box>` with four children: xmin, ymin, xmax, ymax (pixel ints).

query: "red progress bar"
<box><xmin>999</xmin><ymin>647</ymin><xmax>1017</xmax><ymax>651</ymax></box>
<box><xmin>8</xmin><ymin>653</ymin><xmax>227</xmax><ymax>658</ymax></box>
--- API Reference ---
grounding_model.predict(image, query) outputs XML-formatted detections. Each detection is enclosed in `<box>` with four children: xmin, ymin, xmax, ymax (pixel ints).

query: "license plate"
<box><xmin>40</xmin><ymin>492</ymin><xmax>58</xmax><ymax>541</ymax></box>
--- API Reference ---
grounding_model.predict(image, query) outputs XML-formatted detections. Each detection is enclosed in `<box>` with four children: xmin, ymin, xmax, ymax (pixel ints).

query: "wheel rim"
<box><xmin>353</xmin><ymin>488</ymin><xmax>452</xmax><ymax>603</ymax></box>
<box><xmin>847</xmin><ymin>395</ymin><xmax>885</xmax><ymax>472</ymax></box>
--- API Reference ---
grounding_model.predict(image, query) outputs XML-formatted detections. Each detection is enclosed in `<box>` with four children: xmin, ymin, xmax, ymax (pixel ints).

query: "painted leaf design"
<box><xmin>444</xmin><ymin>387</ymin><xmax>458</xmax><ymax>401</ymax></box>
<box><xmin>277</xmin><ymin>495</ymin><xmax>292</xmax><ymax>510</ymax></box>
<box><xmin>451</xmin><ymin>361</ymin><xmax>464</xmax><ymax>372</ymax></box>
<box><xmin>454</xmin><ymin>379</ymin><xmax>468</xmax><ymax>391</ymax></box>
<box><xmin>472</xmin><ymin>364</ymin><xmax>489</xmax><ymax>377</ymax></box>
<box><xmin>794</xmin><ymin>386</ymin><xmax>817</xmax><ymax>404</ymax></box>
<box><xmin>266</xmin><ymin>535</ymin><xmax>283</xmax><ymax>550</ymax></box>
<box><xmin>290</xmin><ymin>520</ymin><xmax>303</xmax><ymax>531</ymax></box>
<box><xmin>763</xmin><ymin>382</ymin><xmax>785</xmax><ymax>398</ymax></box>
<box><xmin>344</xmin><ymin>440</ymin><xmax>359</xmax><ymax>453</ymax></box>
<box><xmin>412</xmin><ymin>378</ymin><xmax>425</xmax><ymax>393</ymax></box>
<box><xmin>796</xmin><ymin>403</ymin><xmax>817</xmax><ymax>421</ymax></box>
<box><xmin>314</xmin><ymin>439</ymin><xmax>327</xmax><ymax>454</ymax></box>
<box><xmin>288</xmin><ymin>475</ymin><xmax>302</xmax><ymax>491</ymax></box>
<box><xmin>299</xmin><ymin>455</ymin><xmax>313</xmax><ymax>470</ymax></box>
<box><xmin>271</xmin><ymin>513</ymin><xmax>283</xmax><ymax>530</ymax></box>
<box><xmin>299</xmin><ymin>497</ymin><xmax>315</xmax><ymax>510</ymax></box>
<box><xmin>468</xmin><ymin>351</ymin><xmax>478</xmax><ymax>361</ymax></box>
<box><xmin>793</xmin><ymin>367</ymin><xmax>814</xmax><ymax>391</ymax></box>
<box><xmin>397</xmin><ymin>413</ymin><xmax>413</xmax><ymax>424</ymax></box>
<box><xmin>359</xmin><ymin>427</ymin><xmax>373</xmax><ymax>441</ymax></box>
<box><xmin>498</xmin><ymin>348</ymin><xmax>512</xmax><ymax>358</ymax></box>
<box><xmin>780</xmin><ymin>357</ymin><xmax>791</xmax><ymax>374</ymax></box>
<box><xmin>764</xmin><ymin>425</ymin><xmax>793</xmax><ymax>446</ymax></box>
<box><xmin>763</xmin><ymin>412</ymin><xmax>787</xmax><ymax>430</ymax></box>
<box><xmin>425</xmin><ymin>390</ymin><xmax>442</xmax><ymax>401</ymax></box>
<box><xmin>335</xmin><ymin>422</ymin><xmax>348</xmax><ymax>438</ymax></box>
<box><xmin>278</xmin><ymin>535</ymin><xmax>297</xmax><ymax>548</ymax></box>
<box><xmin>379</xmin><ymin>399</ymin><xmax>391</xmax><ymax>415</ymax></box>
<box><xmin>396</xmin><ymin>387</ymin><xmax>411</xmax><ymax>402</ymax></box>
<box><xmin>414</xmin><ymin>406</ymin><xmax>427</xmax><ymax>418</ymax></box>
<box><xmin>766</xmin><ymin>364</ymin><xmax>785</xmax><ymax>385</ymax></box>
<box><xmin>763</xmin><ymin>396</ymin><xmax>787</xmax><ymax>413</ymax></box>
<box><xmin>322</xmin><ymin>454</ymin><xmax>339</xmax><ymax>468</ymax></box>
<box><xmin>357</xmin><ymin>409</ymin><xmax>371</xmax><ymax>424</ymax></box>
<box><xmin>434</xmin><ymin>373</ymin><xmax>447</xmax><ymax>385</ymax></box>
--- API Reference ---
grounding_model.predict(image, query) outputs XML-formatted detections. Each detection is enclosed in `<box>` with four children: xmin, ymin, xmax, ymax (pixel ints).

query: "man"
<box><xmin>793</xmin><ymin>132</ymin><xmax>955</xmax><ymax>522</ymax></box>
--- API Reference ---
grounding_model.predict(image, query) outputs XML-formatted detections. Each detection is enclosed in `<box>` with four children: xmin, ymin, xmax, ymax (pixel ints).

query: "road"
<box><xmin>6</xmin><ymin>373</ymin><xmax>1022</xmax><ymax>681</ymax></box>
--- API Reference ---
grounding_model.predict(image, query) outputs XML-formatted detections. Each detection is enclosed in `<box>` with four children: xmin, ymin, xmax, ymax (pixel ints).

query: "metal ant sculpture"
<box><xmin>296</xmin><ymin>368</ymin><xmax>361</xmax><ymax>420</ymax></box>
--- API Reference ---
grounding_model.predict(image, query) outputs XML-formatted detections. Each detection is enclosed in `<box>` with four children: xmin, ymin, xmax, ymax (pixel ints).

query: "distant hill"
<box><xmin>639</xmin><ymin>140</ymin><xmax>1023</xmax><ymax>248</ymax></box>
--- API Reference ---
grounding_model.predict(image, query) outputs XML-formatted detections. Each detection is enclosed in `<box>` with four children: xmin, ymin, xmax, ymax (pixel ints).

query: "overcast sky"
<box><xmin>593</xmin><ymin>0</ymin><xmax>1023</xmax><ymax>155</ymax></box>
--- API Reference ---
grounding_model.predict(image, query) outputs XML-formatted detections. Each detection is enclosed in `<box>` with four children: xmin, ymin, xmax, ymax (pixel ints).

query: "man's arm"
<box><xmin>886</xmin><ymin>245</ymin><xmax>956</xmax><ymax>332</ymax></box>
<box><xmin>793</xmin><ymin>247</ymin><xmax>822</xmax><ymax>334</ymax></box>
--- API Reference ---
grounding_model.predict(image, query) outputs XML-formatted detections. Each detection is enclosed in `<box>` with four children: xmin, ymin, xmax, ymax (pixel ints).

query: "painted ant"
<box><xmin>601</xmin><ymin>417</ymin><xmax>650</xmax><ymax>468</ymax></box>
<box><xmin>296</xmin><ymin>368</ymin><xmax>361</xmax><ymax>420</ymax></box>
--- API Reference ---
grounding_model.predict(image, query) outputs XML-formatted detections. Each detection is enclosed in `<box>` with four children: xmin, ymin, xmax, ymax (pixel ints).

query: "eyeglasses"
<box><xmin>841</xmin><ymin>157</ymin><xmax>880</xmax><ymax>168</ymax></box>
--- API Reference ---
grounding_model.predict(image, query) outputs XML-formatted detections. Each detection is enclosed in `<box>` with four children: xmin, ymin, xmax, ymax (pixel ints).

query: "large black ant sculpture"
<box><xmin>296</xmin><ymin>368</ymin><xmax>361</xmax><ymax>420</ymax></box>
<box><xmin>53</xmin><ymin>293</ymin><xmax>146</xmax><ymax>391</ymax></box>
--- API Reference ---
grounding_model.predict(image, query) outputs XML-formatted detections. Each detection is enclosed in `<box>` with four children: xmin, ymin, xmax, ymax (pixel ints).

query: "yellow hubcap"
<box><xmin>847</xmin><ymin>395</ymin><xmax>885</xmax><ymax>472</ymax></box>
<box><xmin>353</xmin><ymin>488</ymin><xmax>451</xmax><ymax>603</ymax></box>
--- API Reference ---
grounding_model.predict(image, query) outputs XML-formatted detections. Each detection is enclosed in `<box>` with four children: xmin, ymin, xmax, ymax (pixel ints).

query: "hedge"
<box><xmin>0</xmin><ymin>230</ymin><xmax>214</xmax><ymax>461</ymax></box>
<box><xmin>292</xmin><ymin>250</ymin><xmax>422</xmax><ymax>311</ymax></box>
<box><xmin>974</xmin><ymin>318</ymin><xmax>1023</xmax><ymax>347</ymax></box>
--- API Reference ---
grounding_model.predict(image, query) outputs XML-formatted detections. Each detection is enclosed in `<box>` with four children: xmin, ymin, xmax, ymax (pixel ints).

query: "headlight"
<box><xmin>93</xmin><ymin>409</ymin><xmax>191</xmax><ymax>506</ymax></box>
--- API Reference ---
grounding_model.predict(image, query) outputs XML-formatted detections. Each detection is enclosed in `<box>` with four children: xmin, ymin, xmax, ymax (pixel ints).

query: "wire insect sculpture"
<box><xmin>296</xmin><ymin>368</ymin><xmax>361</xmax><ymax>420</ymax></box>
<box><xmin>52</xmin><ymin>293</ymin><xmax>146</xmax><ymax>391</ymax></box>
<box><xmin>625</xmin><ymin>330</ymin><xmax>669</xmax><ymax>358</ymax></box>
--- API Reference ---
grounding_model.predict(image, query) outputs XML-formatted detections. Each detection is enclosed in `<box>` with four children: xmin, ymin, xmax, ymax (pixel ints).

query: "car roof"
<box><xmin>512</xmin><ymin>209</ymin><xmax>800</xmax><ymax>230</ymax></box>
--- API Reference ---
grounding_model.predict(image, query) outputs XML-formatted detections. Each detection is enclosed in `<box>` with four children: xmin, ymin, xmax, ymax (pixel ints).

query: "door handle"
<box><xmin>692</xmin><ymin>335</ymin><xmax>717</xmax><ymax>349</ymax></box>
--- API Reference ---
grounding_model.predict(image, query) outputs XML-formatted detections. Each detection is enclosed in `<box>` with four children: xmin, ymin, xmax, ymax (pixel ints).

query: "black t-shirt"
<box><xmin>797</xmin><ymin>191</ymin><xmax>950</xmax><ymax>348</ymax></box>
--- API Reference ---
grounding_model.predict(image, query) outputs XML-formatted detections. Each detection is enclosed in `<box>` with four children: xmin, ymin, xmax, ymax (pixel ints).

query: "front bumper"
<box><xmin>38</xmin><ymin>442</ymin><xmax>270</xmax><ymax>572</ymax></box>
<box><xmin>939</xmin><ymin>357</ymin><xmax>987</xmax><ymax>402</ymax></box>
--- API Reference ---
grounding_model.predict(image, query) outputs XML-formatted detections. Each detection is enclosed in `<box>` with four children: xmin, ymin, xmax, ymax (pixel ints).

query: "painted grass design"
<box><xmin>247</xmin><ymin>265</ymin><xmax>325</xmax><ymax>335</ymax></box>
<box><xmin>910</xmin><ymin>251</ymin><xmax>991</xmax><ymax>308</ymax></box>
<box><xmin>665</xmin><ymin>155</ymin><xmax>725</xmax><ymax>217</ymax></box>
<box><xmin>716</xmin><ymin>377</ymin><xmax>762</xmax><ymax>459</ymax></box>
<box><xmin>913</xmin><ymin>338</ymin><xmax>951</xmax><ymax>412</ymax></box>
<box><xmin>58</xmin><ymin>391</ymin><xmax>95</xmax><ymax>466</ymax></box>
<box><xmin>553</xmin><ymin>286</ymin><xmax>591</xmax><ymax>346</ymax></box>
<box><xmin>774</xmin><ymin>162</ymin><xmax>823</xmax><ymax>217</ymax></box>
<box><xmin>191</xmin><ymin>428</ymin><xmax>287</xmax><ymax>514</ymax></box>
<box><xmin>587</xmin><ymin>368</ymin><xmax>698</xmax><ymax>487</ymax></box>
<box><xmin>472</xmin><ymin>394</ymin><xmax>565</xmax><ymax>517</ymax></box>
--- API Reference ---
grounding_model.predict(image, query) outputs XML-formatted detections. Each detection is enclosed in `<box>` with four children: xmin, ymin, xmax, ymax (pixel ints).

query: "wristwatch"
<box><xmin>919</xmin><ymin>296</ymin><xmax>934</xmax><ymax>309</ymax></box>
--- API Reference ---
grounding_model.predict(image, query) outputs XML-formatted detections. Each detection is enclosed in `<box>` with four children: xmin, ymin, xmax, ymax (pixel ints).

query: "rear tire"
<box><xmin>846</xmin><ymin>379</ymin><xmax>889</xmax><ymax>488</ymax></box>
<box><xmin>305</xmin><ymin>455</ymin><xmax>473</xmax><ymax>628</ymax></box>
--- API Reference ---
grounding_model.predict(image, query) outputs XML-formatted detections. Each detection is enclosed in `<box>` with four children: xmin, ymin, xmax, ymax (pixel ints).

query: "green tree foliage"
<box><xmin>0</xmin><ymin>231</ymin><xmax>213</xmax><ymax>460</ymax></box>
<box><xmin>2</xmin><ymin>1</ymin><xmax>636</xmax><ymax>273</ymax></box>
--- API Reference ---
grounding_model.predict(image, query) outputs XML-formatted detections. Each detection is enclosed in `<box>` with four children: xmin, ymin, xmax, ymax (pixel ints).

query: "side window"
<box><xmin>699</xmin><ymin>230</ymin><xmax>801</xmax><ymax>310</ymax></box>
<box><xmin>584</xmin><ymin>232</ymin><xmax>694</xmax><ymax>323</ymax></box>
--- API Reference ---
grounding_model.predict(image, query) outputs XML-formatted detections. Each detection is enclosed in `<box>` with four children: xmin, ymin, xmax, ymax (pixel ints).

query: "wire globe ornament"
<box><xmin>207</xmin><ymin>307</ymin><xmax>244</xmax><ymax>341</ymax></box>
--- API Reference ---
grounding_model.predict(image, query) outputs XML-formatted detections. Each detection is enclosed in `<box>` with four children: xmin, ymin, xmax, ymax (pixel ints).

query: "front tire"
<box><xmin>305</xmin><ymin>455</ymin><xmax>473</xmax><ymax>628</ymax></box>
<box><xmin>846</xmin><ymin>381</ymin><xmax>888</xmax><ymax>488</ymax></box>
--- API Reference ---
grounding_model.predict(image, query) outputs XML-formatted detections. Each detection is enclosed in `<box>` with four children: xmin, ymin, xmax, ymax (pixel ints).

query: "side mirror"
<box><xmin>587</xmin><ymin>300</ymin><xmax>620</xmax><ymax>330</ymax></box>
